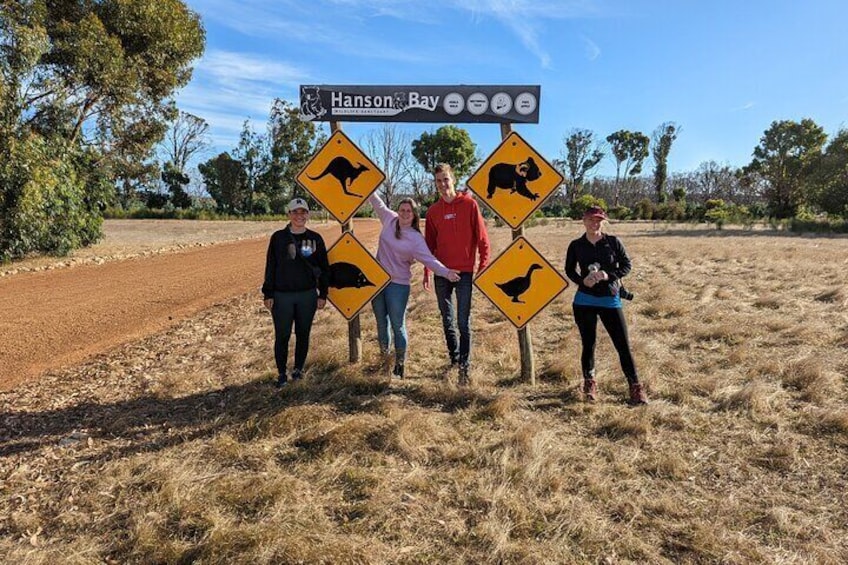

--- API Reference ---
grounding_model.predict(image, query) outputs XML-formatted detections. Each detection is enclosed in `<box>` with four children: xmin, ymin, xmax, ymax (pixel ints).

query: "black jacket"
<box><xmin>564</xmin><ymin>233</ymin><xmax>632</xmax><ymax>297</ymax></box>
<box><xmin>262</xmin><ymin>226</ymin><xmax>330</xmax><ymax>299</ymax></box>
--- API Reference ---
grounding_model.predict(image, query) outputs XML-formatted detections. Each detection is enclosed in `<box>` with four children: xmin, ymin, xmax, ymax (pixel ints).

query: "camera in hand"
<box><xmin>618</xmin><ymin>287</ymin><xmax>634</xmax><ymax>301</ymax></box>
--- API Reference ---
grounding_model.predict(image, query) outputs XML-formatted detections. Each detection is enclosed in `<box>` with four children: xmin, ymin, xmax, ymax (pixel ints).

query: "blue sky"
<box><xmin>178</xmin><ymin>0</ymin><xmax>848</xmax><ymax>176</ymax></box>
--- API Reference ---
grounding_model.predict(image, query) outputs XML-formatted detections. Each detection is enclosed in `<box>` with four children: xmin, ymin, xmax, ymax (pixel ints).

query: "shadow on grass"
<box><xmin>0</xmin><ymin>370</ymin><xmax>397</xmax><ymax>460</ymax></box>
<box><xmin>1</xmin><ymin>363</ymin><xmax>510</xmax><ymax>461</ymax></box>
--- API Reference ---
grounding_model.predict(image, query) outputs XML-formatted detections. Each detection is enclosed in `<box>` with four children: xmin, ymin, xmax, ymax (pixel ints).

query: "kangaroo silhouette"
<box><xmin>308</xmin><ymin>157</ymin><xmax>369</xmax><ymax>198</ymax></box>
<box><xmin>496</xmin><ymin>264</ymin><xmax>543</xmax><ymax>303</ymax></box>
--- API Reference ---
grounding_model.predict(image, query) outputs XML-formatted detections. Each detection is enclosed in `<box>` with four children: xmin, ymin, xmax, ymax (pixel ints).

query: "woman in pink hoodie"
<box><xmin>368</xmin><ymin>192</ymin><xmax>459</xmax><ymax>378</ymax></box>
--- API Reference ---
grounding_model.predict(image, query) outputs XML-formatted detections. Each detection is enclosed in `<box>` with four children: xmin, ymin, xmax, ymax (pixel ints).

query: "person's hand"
<box><xmin>597</xmin><ymin>270</ymin><xmax>609</xmax><ymax>281</ymax></box>
<box><xmin>423</xmin><ymin>273</ymin><xmax>431</xmax><ymax>292</ymax></box>
<box><xmin>317</xmin><ymin>298</ymin><xmax>327</xmax><ymax>310</ymax></box>
<box><xmin>478</xmin><ymin>262</ymin><xmax>488</xmax><ymax>273</ymax></box>
<box><xmin>447</xmin><ymin>270</ymin><xmax>460</xmax><ymax>283</ymax></box>
<box><xmin>264</xmin><ymin>298</ymin><xmax>273</xmax><ymax>311</ymax></box>
<box><xmin>583</xmin><ymin>274</ymin><xmax>598</xmax><ymax>287</ymax></box>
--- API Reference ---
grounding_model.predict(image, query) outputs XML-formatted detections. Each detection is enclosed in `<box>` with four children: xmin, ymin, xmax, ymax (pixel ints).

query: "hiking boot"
<box><xmin>392</xmin><ymin>363</ymin><xmax>405</xmax><ymax>379</ymax></box>
<box><xmin>379</xmin><ymin>347</ymin><xmax>393</xmax><ymax>376</ymax></box>
<box><xmin>276</xmin><ymin>374</ymin><xmax>288</xmax><ymax>388</ymax></box>
<box><xmin>628</xmin><ymin>383</ymin><xmax>649</xmax><ymax>405</ymax></box>
<box><xmin>458</xmin><ymin>365</ymin><xmax>470</xmax><ymax>386</ymax></box>
<box><xmin>582</xmin><ymin>378</ymin><xmax>597</xmax><ymax>402</ymax></box>
<box><xmin>291</xmin><ymin>369</ymin><xmax>303</xmax><ymax>381</ymax></box>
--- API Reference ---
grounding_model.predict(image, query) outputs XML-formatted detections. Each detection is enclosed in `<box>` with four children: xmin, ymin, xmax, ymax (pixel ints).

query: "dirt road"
<box><xmin>0</xmin><ymin>221</ymin><xmax>380</xmax><ymax>391</ymax></box>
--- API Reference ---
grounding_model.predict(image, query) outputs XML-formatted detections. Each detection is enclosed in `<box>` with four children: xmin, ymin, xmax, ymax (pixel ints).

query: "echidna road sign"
<box><xmin>466</xmin><ymin>131</ymin><xmax>564</xmax><ymax>229</ymax></box>
<box><xmin>326</xmin><ymin>232</ymin><xmax>390</xmax><ymax>320</ymax></box>
<box><xmin>296</xmin><ymin>130</ymin><xmax>385</xmax><ymax>224</ymax></box>
<box><xmin>474</xmin><ymin>236</ymin><xmax>568</xmax><ymax>329</ymax></box>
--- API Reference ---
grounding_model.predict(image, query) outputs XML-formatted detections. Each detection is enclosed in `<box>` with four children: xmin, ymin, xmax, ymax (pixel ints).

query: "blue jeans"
<box><xmin>434</xmin><ymin>272</ymin><xmax>473</xmax><ymax>367</ymax></box>
<box><xmin>371</xmin><ymin>282</ymin><xmax>411</xmax><ymax>362</ymax></box>
<box><xmin>271</xmin><ymin>290</ymin><xmax>318</xmax><ymax>376</ymax></box>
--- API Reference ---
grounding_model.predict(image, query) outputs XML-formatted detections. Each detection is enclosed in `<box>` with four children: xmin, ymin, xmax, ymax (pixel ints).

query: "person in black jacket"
<box><xmin>564</xmin><ymin>206</ymin><xmax>648</xmax><ymax>405</ymax></box>
<box><xmin>262</xmin><ymin>198</ymin><xmax>329</xmax><ymax>387</ymax></box>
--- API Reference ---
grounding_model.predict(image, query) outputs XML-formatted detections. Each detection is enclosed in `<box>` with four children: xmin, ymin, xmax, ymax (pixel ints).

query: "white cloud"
<box><xmin>452</xmin><ymin>0</ymin><xmax>608</xmax><ymax>68</ymax></box>
<box><xmin>732</xmin><ymin>101</ymin><xmax>756</xmax><ymax>111</ymax></box>
<box><xmin>582</xmin><ymin>36</ymin><xmax>601</xmax><ymax>61</ymax></box>
<box><xmin>201</xmin><ymin>50</ymin><xmax>307</xmax><ymax>86</ymax></box>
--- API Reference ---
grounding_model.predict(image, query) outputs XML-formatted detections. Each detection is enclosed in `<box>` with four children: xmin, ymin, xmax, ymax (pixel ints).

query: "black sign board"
<box><xmin>299</xmin><ymin>85</ymin><xmax>540</xmax><ymax>124</ymax></box>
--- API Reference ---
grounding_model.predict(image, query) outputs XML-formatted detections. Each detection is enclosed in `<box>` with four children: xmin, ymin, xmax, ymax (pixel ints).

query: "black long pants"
<box><xmin>572</xmin><ymin>304</ymin><xmax>639</xmax><ymax>384</ymax></box>
<box><xmin>272</xmin><ymin>290</ymin><xmax>318</xmax><ymax>376</ymax></box>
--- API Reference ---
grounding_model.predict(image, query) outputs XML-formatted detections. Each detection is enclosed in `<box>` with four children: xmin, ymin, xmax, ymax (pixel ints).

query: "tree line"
<box><xmin>3</xmin><ymin>1</ymin><xmax>847</xmax><ymax>262</ymax></box>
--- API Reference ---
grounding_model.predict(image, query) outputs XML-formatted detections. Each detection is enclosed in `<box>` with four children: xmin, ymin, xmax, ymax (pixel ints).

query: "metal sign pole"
<box><xmin>330</xmin><ymin>120</ymin><xmax>362</xmax><ymax>363</ymax></box>
<box><xmin>499</xmin><ymin>122</ymin><xmax>535</xmax><ymax>385</ymax></box>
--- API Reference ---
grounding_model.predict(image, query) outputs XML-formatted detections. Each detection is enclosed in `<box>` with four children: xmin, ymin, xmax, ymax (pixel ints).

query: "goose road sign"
<box><xmin>474</xmin><ymin>236</ymin><xmax>568</xmax><ymax>328</ymax></box>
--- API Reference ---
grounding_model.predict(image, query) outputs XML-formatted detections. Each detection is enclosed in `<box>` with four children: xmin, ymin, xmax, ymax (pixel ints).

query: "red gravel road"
<box><xmin>0</xmin><ymin>221</ymin><xmax>380</xmax><ymax>391</ymax></box>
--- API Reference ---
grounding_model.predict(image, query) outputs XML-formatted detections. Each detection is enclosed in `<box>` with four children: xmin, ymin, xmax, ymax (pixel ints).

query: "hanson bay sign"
<box><xmin>299</xmin><ymin>85</ymin><xmax>540</xmax><ymax>123</ymax></box>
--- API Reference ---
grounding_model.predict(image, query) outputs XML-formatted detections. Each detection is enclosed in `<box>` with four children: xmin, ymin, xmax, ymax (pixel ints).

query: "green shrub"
<box><xmin>1</xmin><ymin>136</ymin><xmax>106</xmax><ymax>261</ymax></box>
<box><xmin>633</xmin><ymin>198</ymin><xmax>655</xmax><ymax>220</ymax></box>
<box><xmin>570</xmin><ymin>194</ymin><xmax>607</xmax><ymax>219</ymax></box>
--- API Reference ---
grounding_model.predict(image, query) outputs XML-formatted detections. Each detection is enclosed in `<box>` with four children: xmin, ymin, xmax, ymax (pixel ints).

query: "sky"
<box><xmin>177</xmin><ymin>0</ymin><xmax>848</xmax><ymax>177</ymax></box>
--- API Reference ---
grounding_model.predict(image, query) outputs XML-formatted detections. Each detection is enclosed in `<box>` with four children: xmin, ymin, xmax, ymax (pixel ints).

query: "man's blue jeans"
<box><xmin>371</xmin><ymin>282</ymin><xmax>411</xmax><ymax>362</ymax></box>
<box><xmin>434</xmin><ymin>272</ymin><xmax>473</xmax><ymax>368</ymax></box>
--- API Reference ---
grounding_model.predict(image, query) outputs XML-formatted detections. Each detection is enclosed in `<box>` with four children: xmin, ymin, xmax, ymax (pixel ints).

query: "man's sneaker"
<box><xmin>291</xmin><ymin>369</ymin><xmax>303</xmax><ymax>381</ymax></box>
<box><xmin>582</xmin><ymin>379</ymin><xmax>597</xmax><ymax>402</ymax></box>
<box><xmin>628</xmin><ymin>383</ymin><xmax>649</xmax><ymax>405</ymax></box>
<box><xmin>458</xmin><ymin>366</ymin><xmax>470</xmax><ymax>386</ymax></box>
<box><xmin>392</xmin><ymin>363</ymin><xmax>404</xmax><ymax>379</ymax></box>
<box><xmin>275</xmin><ymin>374</ymin><xmax>288</xmax><ymax>388</ymax></box>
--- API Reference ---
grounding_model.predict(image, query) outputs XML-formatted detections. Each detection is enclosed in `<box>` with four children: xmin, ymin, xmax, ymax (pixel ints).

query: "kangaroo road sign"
<box><xmin>474</xmin><ymin>236</ymin><xmax>568</xmax><ymax>329</ymax></box>
<box><xmin>466</xmin><ymin>131</ymin><xmax>564</xmax><ymax>229</ymax></box>
<box><xmin>326</xmin><ymin>232</ymin><xmax>390</xmax><ymax>320</ymax></box>
<box><xmin>297</xmin><ymin>130</ymin><xmax>385</xmax><ymax>224</ymax></box>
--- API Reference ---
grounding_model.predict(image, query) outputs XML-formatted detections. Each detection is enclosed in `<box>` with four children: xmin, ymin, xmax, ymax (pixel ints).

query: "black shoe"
<box><xmin>291</xmin><ymin>369</ymin><xmax>303</xmax><ymax>381</ymax></box>
<box><xmin>275</xmin><ymin>375</ymin><xmax>288</xmax><ymax>388</ymax></box>
<box><xmin>458</xmin><ymin>365</ymin><xmax>470</xmax><ymax>386</ymax></box>
<box><xmin>392</xmin><ymin>363</ymin><xmax>404</xmax><ymax>379</ymax></box>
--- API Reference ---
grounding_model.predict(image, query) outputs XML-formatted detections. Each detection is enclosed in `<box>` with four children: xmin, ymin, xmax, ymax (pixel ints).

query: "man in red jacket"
<box><xmin>423</xmin><ymin>163</ymin><xmax>491</xmax><ymax>385</ymax></box>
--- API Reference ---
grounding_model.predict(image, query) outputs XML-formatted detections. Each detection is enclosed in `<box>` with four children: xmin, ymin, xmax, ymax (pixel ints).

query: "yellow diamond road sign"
<box><xmin>297</xmin><ymin>130</ymin><xmax>385</xmax><ymax>224</ymax></box>
<box><xmin>326</xmin><ymin>232</ymin><xmax>390</xmax><ymax>320</ymax></box>
<box><xmin>474</xmin><ymin>236</ymin><xmax>568</xmax><ymax>329</ymax></box>
<box><xmin>466</xmin><ymin>131</ymin><xmax>564</xmax><ymax>229</ymax></box>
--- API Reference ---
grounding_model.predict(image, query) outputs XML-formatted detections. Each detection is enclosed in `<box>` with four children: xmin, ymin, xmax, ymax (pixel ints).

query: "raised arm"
<box><xmin>368</xmin><ymin>192</ymin><xmax>397</xmax><ymax>225</ymax></box>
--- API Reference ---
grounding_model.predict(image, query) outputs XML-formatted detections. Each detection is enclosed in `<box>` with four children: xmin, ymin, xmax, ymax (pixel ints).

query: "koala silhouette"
<box><xmin>486</xmin><ymin>157</ymin><xmax>542</xmax><ymax>201</ymax></box>
<box><xmin>392</xmin><ymin>92</ymin><xmax>408</xmax><ymax>110</ymax></box>
<box><xmin>300</xmin><ymin>86</ymin><xmax>326</xmax><ymax>120</ymax></box>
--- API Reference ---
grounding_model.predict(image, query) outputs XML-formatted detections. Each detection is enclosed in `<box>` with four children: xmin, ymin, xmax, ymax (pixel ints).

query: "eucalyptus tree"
<box><xmin>744</xmin><ymin>119</ymin><xmax>826</xmax><ymax>217</ymax></box>
<box><xmin>1</xmin><ymin>0</ymin><xmax>205</xmax><ymax>258</ymax></box>
<box><xmin>605</xmin><ymin>130</ymin><xmax>649</xmax><ymax>206</ymax></box>
<box><xmin>651</xmin><ymin>122</ymin><xmax>680</xmax><ymax>203</ymax></box>
<box><xmin>561</xmin><ymin>128</ymin><xmax>604</xmax><ymax>204</ymax></box>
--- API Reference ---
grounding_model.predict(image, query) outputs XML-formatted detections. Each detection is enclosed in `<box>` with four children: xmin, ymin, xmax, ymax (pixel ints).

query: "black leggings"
<box><xmin>272</xmin><ymin>290</ymin><xmax>318</xmax><ymax>375</ymax></box>
<box><xmin>572</xmin><ymin>304</ymin><xmax>639</xmax><ymax>384</ymax></box>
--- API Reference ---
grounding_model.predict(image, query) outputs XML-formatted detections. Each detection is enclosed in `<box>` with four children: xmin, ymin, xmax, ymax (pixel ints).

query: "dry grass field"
<box><xmin>2</xmin><ymin>220</ymin><xmax>847</xmax><ymax>564</ymax></box>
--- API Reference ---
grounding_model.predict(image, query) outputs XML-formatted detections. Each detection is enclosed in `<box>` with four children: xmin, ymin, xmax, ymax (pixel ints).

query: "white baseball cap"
<box><xmin>286</xmin><ymin>198</ymin><xmax>310</xmax><ymax>213</ymax></box>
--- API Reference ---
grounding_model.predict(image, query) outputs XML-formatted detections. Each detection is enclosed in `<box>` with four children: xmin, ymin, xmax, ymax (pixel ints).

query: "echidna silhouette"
<box><xmin>486</xmin><ymin>157</ymin><xmax>542</xmax><ymax>201</ymax></box>
<box><xmin>308</xmin><ymin>156</ymin><xmax>369</xmax><ymax>198</ymax></box>
<box><xmin>496</xmin><ymin>264</ymin><xmax>543</xmax><ymax>303</ymax></box>
<box><xmin>329</xmin><ymin>262</ymin><xmax>375</xmax><ymax>289</ymax></box>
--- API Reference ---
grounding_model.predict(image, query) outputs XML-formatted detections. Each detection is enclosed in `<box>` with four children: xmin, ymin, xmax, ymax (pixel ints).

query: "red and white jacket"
<box><xmin>423</xmin><ymin>192</ymin><xmax>491</xmax><ymax>275</ymax></box>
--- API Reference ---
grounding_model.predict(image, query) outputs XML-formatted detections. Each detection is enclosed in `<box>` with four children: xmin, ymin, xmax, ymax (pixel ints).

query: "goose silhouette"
<box><xmin>496</xmin><ymin>264</ymin><xmax>543</xmax><ymax>303</ymax></box>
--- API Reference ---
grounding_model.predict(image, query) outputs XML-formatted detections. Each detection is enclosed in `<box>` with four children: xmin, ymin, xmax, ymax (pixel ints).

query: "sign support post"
<box><xmin>330</xmin><ymin>120</ymin><xmax>362</xmax><ymax>363</ymax></box>
<box><xmin>500</xmin><ymin>123</ymin><xmax>535</xmax><ymax>385</ymax></box>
